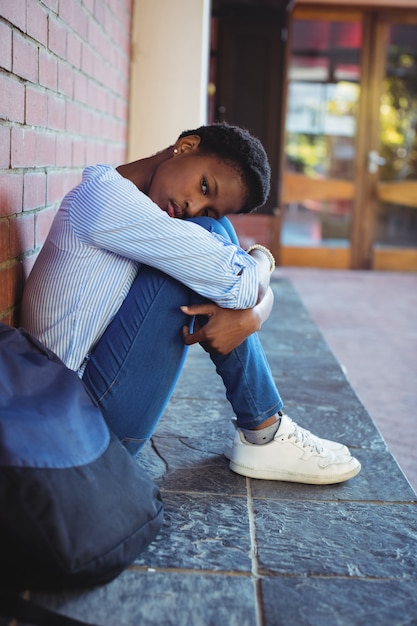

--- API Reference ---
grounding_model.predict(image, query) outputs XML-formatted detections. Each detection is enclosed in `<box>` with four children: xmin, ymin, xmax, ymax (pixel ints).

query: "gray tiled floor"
<box><xmin>280</xmin><ymin>268</ymin><xmax>417</xmax><ymax>492</ymax></box>
<box><xmin>10</xmin><ymin>277</ymin><xmax>417</xmax><ymax>626</ymax></box>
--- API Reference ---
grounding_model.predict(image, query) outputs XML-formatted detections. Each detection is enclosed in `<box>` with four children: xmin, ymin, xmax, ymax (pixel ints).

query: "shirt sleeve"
<box><xmin>68</xmin><ymin>165</ymin><xmax>259</xmax><ymax>310</ymax></box>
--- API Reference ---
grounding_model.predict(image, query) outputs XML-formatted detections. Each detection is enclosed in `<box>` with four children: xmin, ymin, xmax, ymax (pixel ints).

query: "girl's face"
<box><xmin>147</xmin><ymin>136</ymin><xmax>248</xmax><ymax>219</ymax></box>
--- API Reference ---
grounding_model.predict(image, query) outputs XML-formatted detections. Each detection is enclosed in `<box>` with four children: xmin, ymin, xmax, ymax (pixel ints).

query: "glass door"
<box><xmin>373</xmin><ymin>17</ymin><xmax>417</xmax><ymax>270</ymax></box>
<box><xmin>281</xmin><ymin>10</ymin><xmax>362</xmax><ymax>268</ymax></box>
<box><xmin>280</xmin><ymin>7</ymin><xmax>417</xmax><ymax>271</ymax></box>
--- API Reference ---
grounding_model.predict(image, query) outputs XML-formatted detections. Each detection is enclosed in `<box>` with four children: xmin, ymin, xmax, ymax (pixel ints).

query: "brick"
<box><xmin>103</xmin><ymin>42</ymin><xmax>116</xmax><ymax>70</ymax></box>
<box><xmin>110</xmin><ymin>14</ymin><xmax>129</xmax><ymax>55</ymax></box>
<box><xmin>36</xmin><ymin>132</ymin><xmax>56</xmax><ymax>167</ymax></box>
<box><xmin>39</xmin><ymin>49</ymin><xmax>58</xmax><ymax>91</ymax></box>
<box><xmin>100</xmin><ymin>140</ymin><xmax>114</xmax><ymax>164</ymax></box>
<box><xmin>48</xmin><ymin>15</ymin><xmax>67</xmax><ymax>59</ymax></box>
<box><xmin>93</xmin><ymin>0</ymin><xmax>106</xmax><ymax>27</ymax></box>
<box><xmin>85</xmin><ymin>140</ymin><xmax>98</xmax><ymax>164</ymax></box>
<box><xmin>0</xmin><ymin>74</ymin><xmax>25</xmax><ymax>123</ymax></box>
<box><xmin>115</xmin><ymin>44</ymin><xmax>129</xmax><ymax>72</ymax></box>
<box><xmin>94</xmin><ymin>50</ymin><xmax>113</xmax><ymax>87</ymax></box>
<box><xmin>115</xmin><ymin>97</ymin><xmax>129</xmax><ymax>122</ymax></box>
<box><xmin>115</xmin><ymin>95</ymin><xmax>127</xmax><ymax>124</ymax></box>
<box><xmin>56</xmin><ymin>133</ymin><xmax>73</xmax><ymax>168</ymax></box>
<box><xmin>99</xmin><ymin>141</ymin><xmax>110</xmax><ymax>164</ymax></box>
<box><xmin>67</xmin><ymin>32</ymin><xmax>82</xmax><ymax>69</ymax></box>
<box><xmin>0</xmin><ymin>218</ymin><xmax>9</xmax><ymax>263</ymax></box>
<box><xmin>9</xmin><ymin>213</ymin><xmax>35</xmax><ymax>257</ymax></box>
<box><xmin>107</xmin><ymin>145</ymin><xmax>127</xmax><ymax>166</ymax></box>
<box><xmin>23</xmin><ymin>171</ymin><xmax>47</xmax><ymax>211</ymax></box>
<box><xmin>108</xmin><ymin>117</ymin><xmax>124</xmax><ymax>142</ymax></box>
<box><xmin>27</xmin><ymin>0</ymin><xmax>48</xmax><ymax>46</ymax></box>
<box><xmin>0</xmin><ymin>0</ymin><xmax>26</xmax><ymax>31</ymax></box>
<box><xmin>68</xmin><ymin>170</ymin><xmax>82</xmax><ymax>192</ymax></box>
<box><xmin>41</xmin><ymin>0</ymin><xmax>58</xmax><ymax>12</ymax></box>
<box><xmin>0</xmin><ymin>173</ymin><xmax>24</xmax><ymax>217</ymax></box>
<box><xmin>11</xmin><ymin>127</ymin><xmax>37</xmax><ymax>169</ymax></box>
<box><xmin>0</xmin><ymin>21</ymin><xmax>12</xmax><ymax>72</ymax></box>
<box><xmin>0</xmin><ymin>126</ymin><xmax>10</xmax><ymax>169</ymax></box>
<box><xmin>35</xmin><ymin>206</ymin><xmax>56</xmax><ymax>247</ymax></box>
<box><xmin>26</xmin><ymin>84</ymin><xmax>48</xmax><ymax>128</ymax></box>
<box><xmin>47</xmin><ymin>170</ymin><xmax>71</xmax><ymax>205</ymax></box>
<box><xmin>59</xmin><ymin>0</ymin><xmax>88</xmax><ymax>40</ymax></box>
<box><xmin>87</xmin><ymin>80</ymin><xmax>106</xmax><ymax>113</ymax></box>
<box><xmin>82</xmin><ymin>0</ymin><xmax>94</xmax><ymax>14</ymax></box>
<box><xmin>48</xmin><ymin>92</ymin><xmax>66</xmax><ymax>131</ymax></box>
<box><xmin>13</xmin><ymin>32</ymin><xmax>39</xmax><ymax>83</ymax></box>
<box><xmin>72</xmin><ymin>138</ymin><xmax>86</xmax><ymax>166</ymax></box>
<box><xmin>73</xmin><ymin>70</ymin><xmax>88</xmax><ymax>104</ymax></box>
<box><xmin>88</xmin><ymin>19</ymin><xmax>108</xmax><ymax>62</ymax></box>
<box><xmin>22</xmin><ymin>252</ymin><xmax>38</xmax><ymax>281</ymax></box>
<box><xmin>89</xmin><ymin>110</ymin><xmax>102</xmax><ymax>137</ymax></box>
<box><xmin>80</xmin><ymin>107</ymin><xmax>94</xmax><ymax>136</ymax></box>
<box><xmin>81</xmin><ymin>42</ymin><xmax>94</xmax><ymax>76</ymax></box>
<box><xmin>66</xmin><ymin>100</ymin><xmax>83</xmax><ymax>133</ymax></box>
<box><xmin>58</xmin><ymin>59</ymin><xmax>74</xmax><ymax>98</ymax></box>
<box><xmin>0</xmin><ymin>263</ymin><xmax>23</xmax><ymax>312</ymax></box>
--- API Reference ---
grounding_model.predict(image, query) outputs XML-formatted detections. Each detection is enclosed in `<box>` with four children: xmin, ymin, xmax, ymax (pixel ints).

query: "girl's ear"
<box><xmin>174</xmin><ymin>135</ymin><xmax>201</xmax><ymax>155</ymax></box>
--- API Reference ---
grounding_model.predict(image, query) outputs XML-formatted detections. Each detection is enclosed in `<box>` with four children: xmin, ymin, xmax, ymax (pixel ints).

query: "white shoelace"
<box><xmin>285</xmin><ymin>418</ymin><xmax>325</xmax><ymax>455</ymax></box>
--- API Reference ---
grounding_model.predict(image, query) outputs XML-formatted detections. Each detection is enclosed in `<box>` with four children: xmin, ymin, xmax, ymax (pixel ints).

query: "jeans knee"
<box><xmin>186</xmin><ymin>216</ymin><xmax>237</xmax><ymax>243</ymax></box>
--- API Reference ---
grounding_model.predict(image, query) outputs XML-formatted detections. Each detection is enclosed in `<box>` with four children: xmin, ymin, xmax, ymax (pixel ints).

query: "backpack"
<box><xmin>0</xmin><ymin>323</ymin><xmax>164</xmax><ymax>621</ymax></box>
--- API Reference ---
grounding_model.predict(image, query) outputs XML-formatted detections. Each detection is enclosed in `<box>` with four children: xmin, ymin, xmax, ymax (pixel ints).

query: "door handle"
<box><xmin>368</xmin><ymin>150</ymin><xmax>386</xmax><ymax>174</ymax></box>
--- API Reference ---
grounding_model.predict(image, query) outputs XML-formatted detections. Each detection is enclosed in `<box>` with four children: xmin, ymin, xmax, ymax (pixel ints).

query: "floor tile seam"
<box><xmin>250</xmin><ymin>497</ymin><xmax>417</xmax><ymax>505</ymax></box>
<box><xmin>158</xmin><ymin>490</ymin><xmax>417</xmax><ymax>505</ymax></box>
<box><xmin>159</xmin><ymin>488</ymin><xmax>248</xmax><ymax>498</ymax></box>
<box><xmin>345</xmin><ymin>445</ymin><xmax>388</xmax><ymax>451</ymax></box>
<box><xmin>246</xmin><ymin>477</ymin><xmax>265</xmax><ymax>626</ymax></box>
<box><xmin>255</xmin><ymin>570</ymin><xmax>417</xmax><ymax>583</ymax></box>
<box><xmin>127</xmin><ymin>564</ymin><xmax>253</xmax><ymax>577</ymax></box>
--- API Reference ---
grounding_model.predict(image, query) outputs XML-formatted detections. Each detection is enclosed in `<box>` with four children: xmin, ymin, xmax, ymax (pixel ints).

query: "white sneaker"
<box><xmin>224</xmin><ymin>414</ymin><xmax>361</xmax><ymax>485</ymax></box>
<box><xmin>224</xmin><ymin>417</ymin><xmax>349</xmax><ymax>459</ymax></box>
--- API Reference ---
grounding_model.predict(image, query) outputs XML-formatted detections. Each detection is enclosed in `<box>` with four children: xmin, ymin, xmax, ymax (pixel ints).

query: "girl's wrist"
<box><xmin>246</xmin><ymin>244</ymin><xmax>275</xmax><ymax>273</ymax></box>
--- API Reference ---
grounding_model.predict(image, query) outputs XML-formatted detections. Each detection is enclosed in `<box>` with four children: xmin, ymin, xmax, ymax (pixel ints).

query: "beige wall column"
<box><xmin>128</xmin><ymin>0</ymin><xmax>211</xmax><ymax>160</ymax></box>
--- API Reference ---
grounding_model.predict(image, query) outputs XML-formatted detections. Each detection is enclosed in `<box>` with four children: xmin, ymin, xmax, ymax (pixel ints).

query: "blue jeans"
<box><xmin>82</xmin><ymin>217</ymin><xmax>283</xmax><ymax>456</ymax></box>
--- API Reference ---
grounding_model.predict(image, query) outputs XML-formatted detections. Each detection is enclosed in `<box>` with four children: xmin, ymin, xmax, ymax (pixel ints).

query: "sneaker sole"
<box><xmin>228</xmin><ymin>459</ymin><xmax>361</xmax><ymax>485</ymax></box>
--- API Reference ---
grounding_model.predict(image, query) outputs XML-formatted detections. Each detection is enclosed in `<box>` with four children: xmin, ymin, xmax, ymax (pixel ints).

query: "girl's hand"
<box><xmin>181</xmin><ymin>303</ymin><xmax>261</xmax><ymax>354</ymax></box>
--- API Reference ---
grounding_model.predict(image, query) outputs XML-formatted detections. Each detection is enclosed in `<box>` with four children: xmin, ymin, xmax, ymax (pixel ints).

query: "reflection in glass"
<box><xmin>283</xmin><ymin>19</ymin><xmax>361</xmax><ymax>247</ymax></box>
<box><xmin>375</xmin><ymin>24</ymin><xmax>417</xmax><ymax>249</ymax></box>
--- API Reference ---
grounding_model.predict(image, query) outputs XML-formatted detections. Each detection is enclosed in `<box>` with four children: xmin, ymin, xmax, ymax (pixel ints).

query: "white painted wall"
<box><xmin>128</xmin><ymin>0</ymin><xmax>211</xmax><ymax>160</ymax></box>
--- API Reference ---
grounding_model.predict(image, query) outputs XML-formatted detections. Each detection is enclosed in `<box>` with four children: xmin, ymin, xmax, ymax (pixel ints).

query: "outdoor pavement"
<box><xmin>3</xmin><ymin>274</ymin><xmax>417</xmax><ymax>626</ymax></box>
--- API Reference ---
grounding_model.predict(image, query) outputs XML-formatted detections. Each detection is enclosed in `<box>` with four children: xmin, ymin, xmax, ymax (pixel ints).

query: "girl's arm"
<box><xmin>181</xmin><ymin>248</ymin><xmax>275</xmax><ymax>354</ymax></box>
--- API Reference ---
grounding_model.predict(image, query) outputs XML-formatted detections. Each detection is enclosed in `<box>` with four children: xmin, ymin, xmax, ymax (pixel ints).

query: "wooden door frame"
<box><xmin>351</xmin><ymin>10</ymin><xmax>417</xmax><ymax>270</ymax></box>
<box><xmin>350</xmin><ymin>12</ymin><xmax>384</xmax><ymax>269</ymax></box>
<box><xmin>279</xmin><ymin>5</ymin><xmax>364</xmax><ymax>268</ymax></box>
<box><xmin>372</xmin><ymin>10</ymin><xmax>417</xmax><ymax>271</ymax></box>
<box><xmin>279</xmin><ymin>5</ymin><xmax>417</xmax><ymax>270</ymax></box>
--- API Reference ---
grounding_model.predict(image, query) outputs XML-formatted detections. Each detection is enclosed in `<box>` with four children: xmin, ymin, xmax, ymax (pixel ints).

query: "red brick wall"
<box><xmin>0</xmin><ymin>0</ymin><xmax>132</xmax><ymax>325</ymax></box>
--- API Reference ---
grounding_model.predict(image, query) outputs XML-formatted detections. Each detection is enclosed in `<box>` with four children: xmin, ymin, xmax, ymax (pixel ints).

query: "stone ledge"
<box><xmin>30</xmin><ymin>278</ymin><xmax>417</xmax><ymax>625</ymax></box>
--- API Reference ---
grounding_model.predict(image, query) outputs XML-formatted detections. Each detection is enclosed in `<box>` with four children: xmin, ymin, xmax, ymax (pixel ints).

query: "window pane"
<box><xmin>283</xmin><ymin>19</ymin><xmax>361</xmax><ymax>247</ymax></box>
<box><xmin>375</xmin><ymin>24</ymin><xmax>417</xmax><ymax>249</ymax></box>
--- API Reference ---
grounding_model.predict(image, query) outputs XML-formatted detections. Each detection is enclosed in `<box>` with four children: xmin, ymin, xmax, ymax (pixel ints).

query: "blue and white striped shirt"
<box><xmin>21</xmin><ymin>164</ymin><xmax>259</xmax><ymax>373</ymax></box>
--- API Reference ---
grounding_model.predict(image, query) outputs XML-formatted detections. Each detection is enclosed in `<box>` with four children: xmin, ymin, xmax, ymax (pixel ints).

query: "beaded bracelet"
<box><xmin>246</xmin><ymin>244</ymin><xmax>276</xmax><ymax>273</ymax></box>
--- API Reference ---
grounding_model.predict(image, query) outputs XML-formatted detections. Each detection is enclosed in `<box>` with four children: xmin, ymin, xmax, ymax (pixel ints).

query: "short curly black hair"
<box><xmin>178</xmin><ymin>123</ymin><xmax>270</xmax><ymax>214</ymax></box>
